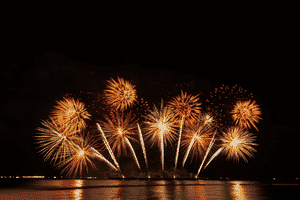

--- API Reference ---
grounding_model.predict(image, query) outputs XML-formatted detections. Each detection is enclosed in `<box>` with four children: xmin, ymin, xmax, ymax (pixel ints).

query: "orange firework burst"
<box><xmin>51</xmin><ymin>97</ymin><xmax>91</xmax><ymax>134</ymax></box>
<box><xmin>99</xmin><ymin>111</ymin><xmax>138</xmax><ymax>158</ymax></box>
<box><xmin>35</xmin><ymin>118</ymin><xmax>79</xmax><ymax>165</ymax></box>
<box><xmin>104</xmin><ymin>77</ymin><xmax>137</xmax><ymax>111</ymax></box>
<box><xmin>181</xmin><ymin>114</ymin><xmax>215</xmax><ymax>167</ymax></box>
<box><xmin>144</xmin><ymin>100</ymin><xmax>178</xmax><ymax>147</ymax></box>
<box><xmin>231</xmin><ymin>100</ymin><xmax>262</xmax><ymax>131</ymax></box>
<box><xmin>57</xmin><ymin>132</ymin><xmax>98</xmax><ymax>178</ymax></box>
<box><xmin>168</xmin><ymin>90</ymin><xmax>201</xmax><ymax>126</ymax></box>
<box><xmin>144</xmin><ymin>100</ymin><xmax>178</xmax><ymax>170</ymax></box>
<box><xmin>220</xmin><ymin>126</ymin><xmax>258</xmax><ymax>162</ymax></box>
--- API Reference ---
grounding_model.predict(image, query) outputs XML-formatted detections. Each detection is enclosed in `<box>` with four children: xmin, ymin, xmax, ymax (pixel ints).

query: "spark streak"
<box><xmin>182</xmin><ymin>129</ymin><xmax>197</xmax><ymax>168</ymax></box>
<box><xmin>96</xmin><ymin>123</ymin><xmax>122</xmax><ymax>174</ymax></box>
<box><xmin>125</xmin><ymin>137</ymin><xmax>141</xmax><ymax>170</ymax></box>
<box><xmin>138</xmin><ymin>123</ymin><xmax>148</xmax><ymax>170</ymax></box>
<box><xmin>196</xmin><ymin>130</ymin><xmax>217</xmax><ymax>177</ymax></box>
<box><xmin>175</xmin><ymin>115</ymin><xmax>184</xmax><ymax>170</ymax></box>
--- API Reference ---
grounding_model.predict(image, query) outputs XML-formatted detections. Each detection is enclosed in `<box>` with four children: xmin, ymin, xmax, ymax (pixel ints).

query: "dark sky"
<box><xmin>2</xmin><ymin>15</ymin><xmax>299</xmax><ymax>179</ymax></box>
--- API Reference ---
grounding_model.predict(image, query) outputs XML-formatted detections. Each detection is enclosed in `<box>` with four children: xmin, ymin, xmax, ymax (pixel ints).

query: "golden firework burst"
<box><xmin>144</xmin><ymin>100</ymin><xmax>178</xmax><ymax>170</ymax></box>
<box><xmin>99</xmin><ymin>111</ymin><xmax>138</xmax><ymax>157</ymax></box>
<box><xmin>144</xmin><ymin>100</ymin><xmax>178</xmax><ymax>147</ymax></box>
<box><xmin>57</xmin><ymin>132</ymin><xmax>98</xmax><ymax>178</ymax></box>
<box><xmin>51</xmin><ymin>97</ymin><xmax>91</xmax><ymax>134</ymax></box>
<box><xmin>231</xmin><ymin>100</ymin><xmax>262</xmax><ymax>131</ymax></box>
<box><xmin>181</xmin><ymin>117</ymin><xmax>215</xmax><ymax>166</ymax></box>
<box><xmin>221</xmin><ymin>126</ymin><xmax>258</xmax><ymax>162</ymax></box>
<box><xmin>104</xmin><ymin>77</ymin><xmax>137</xmax><ymax>111</ymax></box>
<box><xmin>168</xmin><ymin>90</ymin><xmax>201</xmax><ymax>126</ymax></box>
<box><xmin>35</xmin><ymin>118</ymin><xmax>79</xmax><ymax>165</ymax></box>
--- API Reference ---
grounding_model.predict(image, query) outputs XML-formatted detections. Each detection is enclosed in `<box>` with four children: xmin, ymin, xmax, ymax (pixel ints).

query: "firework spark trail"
<box><xmin>196</xmin><ymin>130</ymin><xmax>217</xmax><ymax>177</ymax></box>
<box><xmin>160</xmin><ymin>123</ymin><xmax>164</xmax><ymax>171</ymax></box>
<box><xmin>96</xmin><ymin>123</ymin><xmax>121</xmax><ymax>173</ymax></box>
<box><xmin>204</xmin><ymin>147</ymin><xmax>224</xmax><ymax>169</ymax></box>
<box><xmin>182</xmin><ymin>129</ymin><xmax>197</xmax><ymax>168</ymax></box>
<box><xmin>90</xmin><ymin>147</ymin><xmax>119</xmax><ymax>172</ymax></box>
<box><xmin>125</xmin><ymin>137</ymin><xmax>141</xmax><ymax>170</ymax></box>
<box><xmin>174</xmin><ymin>115</ymin><xmax>184</xmax><ymax>171</ymax></box>
<box><xmin>137</xmin><ymin>123</ymin><xmax>148</xmax><ymax>170</ymax></box>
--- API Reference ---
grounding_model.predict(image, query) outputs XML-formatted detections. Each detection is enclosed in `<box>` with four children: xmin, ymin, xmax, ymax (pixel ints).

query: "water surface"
<box><xmin>0</xmin><ymin>179</ymin><xmax>298</xmax><ymax>199</ymax></box>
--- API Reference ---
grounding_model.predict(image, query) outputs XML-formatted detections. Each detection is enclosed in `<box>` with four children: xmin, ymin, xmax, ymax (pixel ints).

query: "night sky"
<box><xmin>2</xmin><ymin>16</ymin><xmax>299</xmax><ymax>179</ymax></box>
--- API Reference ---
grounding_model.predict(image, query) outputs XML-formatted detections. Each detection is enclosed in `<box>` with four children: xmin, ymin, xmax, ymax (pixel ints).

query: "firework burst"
<box><xmin>204</xmin><ymin>84</ymin><xmax>254</xmax><ymax>128</ymax></box>
<box><xmin>231</xmin><ymin>100</ymin><xmax>262</xmax><ymax>131</ymax></box>
<box><xmin>168</xmin><ymin>90</ymin><xmax>201</xmax><ymax>126</ymax></box>
<box><xmin>51</xmin><ymin>97</ymin><xmax>91</xmax><ymax>134</ymax></box>
<box><xmin>35</xmin><ymin>118</ymin><xmax>78</xmax><ymax>165</ymax></box>
<box><xmin>144</xmin><ymin>100</ymin><xmax>178</xmax><ymax>170</ymax></box>
<box><xmin>99</xmin><ymin>111</ymin><xmax>138</xmax><ymax>157</ymax></box>
<box><xmin>168</xmin><ymin>90</ymin><xmax>201</xmax><ymax>171</ymax></box>
<box><xmin>57</xmin><ymin>132</ymin><xmax>98</xmax><ymax>178</ymax></box>
<box><xmin>104</xmin><ymin>77</ymin><xmax>137</xmax><ymax>111</ymax></box>
<box><xmin>181</xmin><ymin>114</ymin><xmax>216</xmax><ymax>168</ymax></box>
<box><xmin>220</xmin><ymin>126</ymin><xmax>258</xmax><ymax>162</ymax></box>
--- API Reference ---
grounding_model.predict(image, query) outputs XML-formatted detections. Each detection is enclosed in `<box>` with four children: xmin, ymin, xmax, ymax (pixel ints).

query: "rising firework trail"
<box><xmin>181</xmin><ymin>114</ymin><xmax>215</xmax><ymax>169</ymax></box>
<box><xmin>204</xmin><ymin>147</ymin><xmax>224</xmax><ymax>170</ymax></box>
<box><xmin>125</xmin><ymin>137</ymin><xmax>141</xmax><ymax>170</ymax></box>
<box><xmin>138</xmin><ymin>123</ymin><xmax>148</xmax><ymax>170</ymax></box>
<box><xmin>196</xmin><ymin>130</ymin><xmax>217</xmax><ymax>177</ymax></box>
<box><xmin>182</xmin><ymin>128</ymin><xmax>197</xmax><ymax>168</ymax></box>
<box><xmin>96</xmin><ymin>123</ymin><xmax>123</xmax><ymax>176</ymax></box>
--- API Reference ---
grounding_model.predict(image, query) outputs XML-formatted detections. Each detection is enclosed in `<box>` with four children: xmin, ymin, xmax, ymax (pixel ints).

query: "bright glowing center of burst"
<box><xmin>78</xmin><ymin>149</ymin><xmax>85</xmax><ymax>157</ymax></box>
<box><xmin>158</xmin><ymin>121</ymin><xmax>168</xmax><ymax>134</ymax></box>
<box><xmin>230</xmin><ymin>138</ymin><xmax>242</xmax><ymax>148</ymax></box>
<box><xmin>195</xmin><ymin>135</ymin><xmax>201</xmax><ymax>141</ymax></box>
<box><xmin>67</xmin><ymin>109</ymin><xmax>76</xmax><ymax>117</ymax></box>
<box><xmin>205</xmin><ymin>115</ymin><xmax>212</xmax><ymax>124</ymax></box>
<box><xmin>117</xmin><ymin>128</ymin><xmax>123</xmax><ymax>135</ymax></box>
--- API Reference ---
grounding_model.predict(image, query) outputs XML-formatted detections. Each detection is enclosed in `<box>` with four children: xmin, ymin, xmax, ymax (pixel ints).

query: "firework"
<box><xmin>220</xmin><ymin>126</ymin><xmax>258</xmax><ymax>162</ymax></box>
<box><xmin>168</xmin><ymin>90</ymin><xmax>201</xmax><ymax>126</ymax></box>
<box><xmin>51</xmin><ymin>97</ymin><xmax>91</xmax><ymax>134</ymax></box>
<box><xmin>196</xmin><ymin>130</ymin><xmax>217</xmax><ymax>177</ymax></box>
<box><xmin>98</xmin><ymin>111</ymin><xmax>138</xmax><ymax>158</ymax></box>
<box><xmin>204</xmin><ymin>84</ymin><xmax>254</xmax><ymax>128</ymax></box>
<box><xmin>144</xmin><ymin>100</ymin><xmax>178</xmax><ymax>171</ymax></box>
<box><xmin>138</xmin><ymin>123</ymin><xmax>148</xmax><ymax>170</ymax></box>
<box><xmin>181</xmin><ymin>115</ymin><xmax>215</xmax><ymax>168</ymax></box>
<box><xmin>96</xmin><ymin>123</ymin><xmax>122</xmax><ymax>174</ymax></box>
<box><xmin>36</xmin><ymin>118</ymin><xmax>118</xmax><ymax>178</ymax></box>
<box><xmin>57</xmin><ymin>132</ymin><xmax>97</xmax><ymax>178</ymax></box>
<box><xmin>104</xmin><ymin>77</ymin><xmax>137</xmax><ymax>111</ymax></box>
<box><xmin>231</xmin><ymin>100</ymin><xmax>262</xmax><ymax>131</ymax></box>
<box><xmin>35</xmin><ymin>118</ymin><xmax>78</xmax><ymax>165</ymax></box>
<box><xmin>168</xmin><ymin>90</ymin><xmax>201</xmax><ymax>172</ymax></box>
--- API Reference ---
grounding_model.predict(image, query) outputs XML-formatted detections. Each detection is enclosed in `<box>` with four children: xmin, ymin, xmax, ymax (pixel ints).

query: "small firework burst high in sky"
<box><xmin>231</xmin><ymin>100</ymin><xmax>262</xmax><ymax>131</ymax></box>
<box><xmin>104</xmin><ymin>77</ymin><xmax>137</xmax><ymax>111</ymax></box>
<box><xmin>51</xmin><ymin>97</ymin><xmax>91</xmax><ymax>135</ymax></box>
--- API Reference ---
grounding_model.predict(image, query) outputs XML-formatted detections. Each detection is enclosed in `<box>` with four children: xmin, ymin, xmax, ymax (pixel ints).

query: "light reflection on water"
<box><xmin>0</xmin><ymin>179</ymin><xmax>298</xmax><ymax>199</ymax></box>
